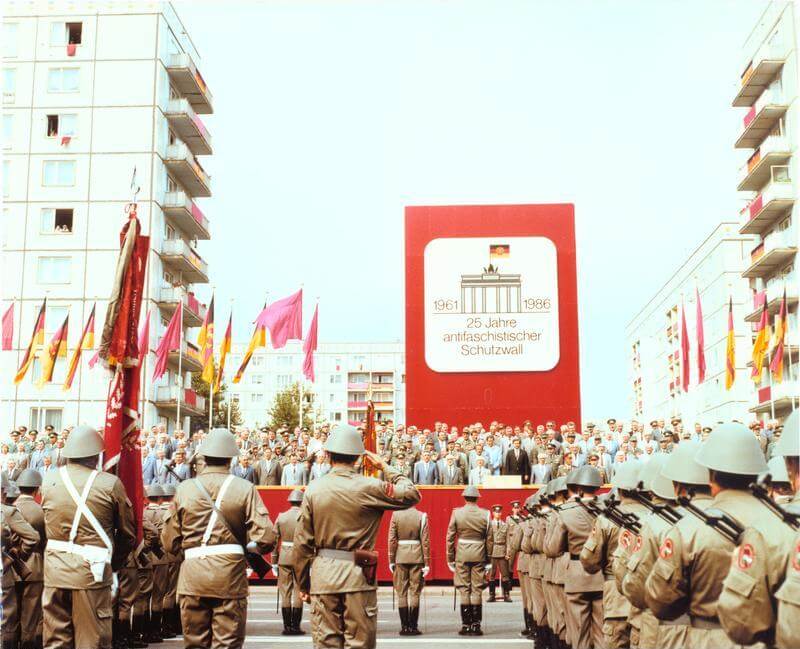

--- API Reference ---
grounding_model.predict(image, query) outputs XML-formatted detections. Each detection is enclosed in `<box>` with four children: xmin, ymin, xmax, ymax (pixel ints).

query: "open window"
<box><xmin>41</xmin><ymin>207</ymin><xmax>74</xmax><ymax>233</ymax></box>
<box><xmin>66</xmin><ymin>23</ymin><xmax>82</xmax><ymax>45</ymax></box>
<box><xmin>46</xmin><ymin>114</ymin><xmax>77</xmax><ymax>138</ymax></box>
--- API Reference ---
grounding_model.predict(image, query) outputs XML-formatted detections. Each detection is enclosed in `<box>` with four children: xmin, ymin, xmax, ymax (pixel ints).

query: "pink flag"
<box><xmin>255</xmin><ymin>288</ymin><xmax>303</xmax><ymax>349</ymax></box>
<box><xmin>88</xmin><ymin>350</ymin><xmax>100</xmax><ymax>368</ymax></box>
<box><xmin>681</xmin><ymin>300</ymin><xmax>690</xmax><ymax>392</ymax></box>
<box><xmin>152</xmin><ymin>307</ymin><xmax>182</xmax><ymax>380</ymax></box>
<box><xmin>138</xmin><ymin>308</ymin><xmax>151</xmax><ymax>362</ymax></box>
<box><xmin>1</xmin><ymin>303</ymin><xmax>13</xmax><ymax>351</ymax></box>
<box><xmin>302</xmin><ymin>304</ymin><xmax>319</xmax><ymax>382</ymax></box>
<box><xmin>695</xmin><ymin>287</ymin><xmax>706</xmax><ymax>384</ymax></box>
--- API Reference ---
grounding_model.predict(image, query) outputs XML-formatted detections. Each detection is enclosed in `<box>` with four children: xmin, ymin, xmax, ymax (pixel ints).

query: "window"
<box><xmin>3</xmin><ymin>68</ymin><xmax>16</xmax><ymax>101</ymax></box>
<box><xmin>329</xmin><ymin>374</ymin><xmax>342</xmax><ymax>384</ymax></box>
<box><xmin>251</xmin><ymin>356</ymin><xmax>263</xmax><ymax>367</ymax></box>
<box><xmin>251</xmin><ymin>393</ymin><xmax>264</xmax><ymax>403</ymax></box>
<box><xmin>37</xmin><ymin>256</ymin><xmax>71</xmax><ymax>284</ymax></box>
<box><xmin>231</xmin><ymin>393</ymin><xmax>240</xmax><ymax>402</ymax></box>
<box><xmin>277</xmin><ymin>355</ymin><xmax>291</xmax><ymax>368</ymax></box>
<box><xmin>251</xmin><ymin>374</ymin><xmax>264</xmax><ymax>384</ymax></box>
<box><xmin>168</xmin><ymin>129</ymin><xmax>177</xmax><ymax>145</ymax></box>
<box><xmin>333</xmin><ymin>412</ymin><xmax>342</xmax><ymax>422</ymax></box>
<box><xmin>46</xmin><ymin>114</ymin><xmax>77</xmax><ymax>137</ymax></box>
<box><xmin>3</xmin><ymin>160</ymin><xmax>9</xmax><ymax>197</ymax></box>
<box><xmin>47</xmin><ymin>68</ymin><xmax>79</xmax><ymax>93</ymax></box>
<box><xmin>50</xmin><ymin>22</ymin><xmax>82</xmax><ymax>45</ymax></box>
<box><xmin>40</xmin><ymin>208</ymin><xmax>74</xmax><ymax>234</ymax></box>
<box><xmin>43</xmin><ymin>160</ymin><xmax>76</xmax><ymax>186</ymax></box>
<box><xmin>29</xmin><ymin>407</ymin><xmax>62</xmax><ymax>431</ymax></box>
<box><xmin>3</xmin><ymin>113</ymin><xmax>12</xmax><ymax>143</ymax></box>
<box><xmin>3</xmin><ymin>23</ymin><xmax>18</xmax><ymax>57</ymax></box>
<box><xmin>277</xmin><ymin>374</ymin><xmax>292</xmax><ymax>389</ymax></box>
<box><xmin>67</xmin><ymin>23</ymin><xmax>82</xmax><ymax>44</ymax></box>
<box><xmin>167</xmin><ymin>175</ymin><xmax>178</xmax><ymax>192</ymax></box>
<box><xmin>45</xmin><ymin>305</ymin><xmax>69</xmax><ymax>334</ymax></box>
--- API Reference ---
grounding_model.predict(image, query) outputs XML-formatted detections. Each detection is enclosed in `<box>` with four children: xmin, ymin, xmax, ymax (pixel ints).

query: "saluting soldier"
<box><xmin>160</xmin><ymin>483</ymin><xmax>182</xmax><ymax>638</ymax></box>
<box><xmin>645</xmin><ymin>423</ymin><xmax>771</xmax><ymax>649</ymax></box>
<box><xmin>40</xmin><ymin>425</ymin><xmax>136</xmax><ymax>649</ymax></box>
<box><xmin>388</xmin><ymin>503</ymin><xmax>430</xmax><ymax>635</ymax></box>
<box><xmin>293</xmin><ymin>425</ymin><xmax>421</xmax><ymax>649</ymax></box>
<box><xmin>15</xmin><ymin>469</ymin><xmax>46</xmax><ymax>649</ymax></box>
<box><xmin>446</xmin><ymin>485</ymin><xmax>493</xmax><ymax>636</ymax></box>
<box><xmin>161</xmin><ymin>428</ymin><xmax>277</xmax><ymax>649</ymax></box>
<box><xmin>487</xmin><ymin>504</ymin><xmax>512</xmax><ymax>602</ymax></box>
<box><xmin>272</xmin><ymin>489</ymin><xmax>305</xmax><ymax>636</ymax></box>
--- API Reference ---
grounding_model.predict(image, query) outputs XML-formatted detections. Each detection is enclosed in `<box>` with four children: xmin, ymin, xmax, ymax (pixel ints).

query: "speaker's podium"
<box><xmin>478</xmin><ymin>475</ymin><xmax>522</xmax><ymax>488</ymax></box>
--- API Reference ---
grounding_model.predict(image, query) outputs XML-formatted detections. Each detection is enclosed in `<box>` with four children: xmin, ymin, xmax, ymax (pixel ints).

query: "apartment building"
<box><xmin>1</xmin><ymin>2</ymin><xmax>213</xmax><ymax>432</ymax></box>
<box><xmin>734</xmin><ymin>1</ymin><xmax>800</xmax><ymax>419</ymax></box>
<box><xmin>626</xmin><ymin>223</ymin><xmax>754</xmax><ymax>424</ymax></box>
<box><xmin>226</xmin><ymin>341</ymin><xmax>406</xmax><ymax>428</ymax></box>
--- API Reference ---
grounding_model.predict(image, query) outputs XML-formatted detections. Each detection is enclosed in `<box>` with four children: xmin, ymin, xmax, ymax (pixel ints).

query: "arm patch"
<box><xmin>383</xmin><ymin>481</ymin><xmax>395</xmax><ymax>498</ymax></box>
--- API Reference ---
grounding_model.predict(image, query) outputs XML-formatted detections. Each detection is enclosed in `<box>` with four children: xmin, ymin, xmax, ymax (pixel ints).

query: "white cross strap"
<box><xmin>60</xmin><ymin>466</ymin><xmax>113</xmax><ymax>551</ymax></box>
<box><xmin>201</xmin><ymin>474</ymin><xmax>235</xmax><ymax>547</ymax></box>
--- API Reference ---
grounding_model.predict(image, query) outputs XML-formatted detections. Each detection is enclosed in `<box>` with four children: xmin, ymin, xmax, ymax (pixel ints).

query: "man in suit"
<box><xmin>309</xmin><ymin>451</ymin><xmax>331</xmax><ymax>481</ymax></box>
<box><xmin>468</xmin><ymin>456</ymin><xmax>490</xmax><ymax>485</ymax></box>
<box><xmin>503</xmin><ymin>438</ymin><xmax>531</xmax><ymax>484</ymax></box>
<box><xmin>413</xmin><ymin>450</ymin><xmax>439</xmax><ymax>485</ymax></box>
<box><xmin>441</xmin><ymin>454</ymin><xmax>465</xmax><ymax>485</ymax></box>
<box><xmin>166</xmin><ymin>450</ymin><xmax>191</xmax><ymax>483</ymax></box>
<box><xmin>37</xmin><ymin>453</ymin><xmax>56</xmax><ymax>478</ymax></box>
<box><xmin>232</xmin><ymin>453</ymin><xmax>256</xmax><ymax>483</ymax></box>
<box><xmin>255</xmin><ymin>446</ymin><xmax>283</xmax><ymax>485</ymax></box>
<box><xmin>530</xmin><ymin>453</ymin><xmax>552</xmax><ymax>484</ymax></box>
<box><xmin>280</xmin><ymin>453</ymin><xmax>308</xmax><ymax>486</ymax></box>
<box><xmin>153</xmin><ymin>449</ymin><xmax>172</xmax><ymax>485</ymax></box>
<box><xmin>5</xmin><ymin>458</ymin><xmax>23</xmax><ymax>482</ymax></box>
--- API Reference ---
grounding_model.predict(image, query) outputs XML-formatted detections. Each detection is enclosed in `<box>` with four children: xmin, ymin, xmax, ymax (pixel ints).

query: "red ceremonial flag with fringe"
<box><xmin>680</xmin><ymin>300</ymin><xmax>690</xmax><ymax>392</ymax></box>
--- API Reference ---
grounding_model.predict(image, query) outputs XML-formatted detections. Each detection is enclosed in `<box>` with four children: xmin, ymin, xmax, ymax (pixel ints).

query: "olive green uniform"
<box><xmin>388</xmin><ymin>507</ymin><xmax>430</xmax><ymax>608</ymax></box>
<box><xmin>14</xmin><ymin>493</ymin><xmax>46</xmax><ymax>648</ymax></box>
<box><xmin>775</xmin><ymin>526</ymin><xmax>800</xmax><ymax>648</ymax></box>
<box><xmin>1</xmin><ymin>503</ymin><xmax>39</xmax><ymax>646</ymax></box>
<box><xmin>273</xmin><ymin>503</ymin><xmax>304</xmax><ymax>630</ymax></box>
<box><xmin>488</xmin><ymin>517</ymin><xmax>511</xmax><ymax>599</ymax></box>
<box><xmin>446</xmin><ymin>502</ymin><xmax>493</xmax><ymax>606</ymax></box>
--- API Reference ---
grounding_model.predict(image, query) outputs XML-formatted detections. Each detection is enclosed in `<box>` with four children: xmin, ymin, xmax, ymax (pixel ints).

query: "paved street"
<box><xmin>153</xmin><ymin>586</ymin><xmax>532</xmax><ymax>648</ymax></box>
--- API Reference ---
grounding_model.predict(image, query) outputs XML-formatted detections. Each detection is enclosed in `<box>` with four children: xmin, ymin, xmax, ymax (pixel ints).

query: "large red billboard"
<box><xmin>405</xmin><ymin>204</ymin><xmax>581</xmax><ymax>428</ymax></box>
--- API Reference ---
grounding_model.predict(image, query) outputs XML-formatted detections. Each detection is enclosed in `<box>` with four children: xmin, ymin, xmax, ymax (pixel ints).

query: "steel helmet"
<box><xmin>661</xmin><ymin>441</ymin><xmax>709</xmax><ymax>486</ymax></box>
<box><xmin>16</xmin><ymin>469</ymin><xmax>42</xmax><ymax>489</ymax></box>
<box><xmin>4</xmin><ymin>482</ymin><xmax>20</xmax><ymax>501</ymax></box>
<box><xmin>524</xmin><ymin>494</ymin><xmax>538</xmax><ymax>510</ymax></box>
<box><xmin>162</xmin><ymin>483</ymin><xmax>176</xmax><ymax>497</ymax></box>
<box><xmin>324</xmin><ymin>425</ymin><xmax>365</xmax><ymax>456</ymax></box>
<box><xmin>198</xmin><ymin>428</ymin><xmax>239</xmax><ymax>459</ymax></box>
<box><xmin>774</xmin><ymin>409</ymin><xmax>800</xmax><ymax>457</ymax></box>
<box><xmin>567</xmin><ymin>465</ymin><xmax>602</xmax><ymax>489</ymax></box>
<box><xmin>646</xmin><ymin>455</ymin><xmax>676</xmax><ymax>500</ymax></box>
<box><xmin>145</xmin><ymin>484</ymin><xmax>164</xmax><ymax>498</ymax></box>
<box><xmin>288</xmin><ymin>489</ymin><xmax>304</xmax><ymax>504</ymax></box>
<box><xmin>545</xmin><ymin>480</ymin><xmax>558</xmax><ymax>497</ymax></box>
<box><xmin>610</xmin><ymin>460</ymin><xmax>641</xmax><ymax>490</ymax></box>
<box><xmin>462</xmin><ymin>485</ymin><xmax>480</xmax><ymax>499</ymax></box>
<box><xmin>695</xmin><ymin>422</ymin><xmax>768</xmax><ymax>475</ymax></box>
<box><xmin>62</xmin><ymin>425</ymin><xmax>104</xmax><ymax>459</ymax></box>
<box><xmin>639</xmin><ymin>454</ymin><xmax>666</xmax><ymax>492</ymax></box>
<box><xmin>764</xmin><ymin>456</ymin><xmax>790</xmax><ymax>485</ymax></box>
<box><xmin>553</xmin><ymin>477</ymin><xmax>568</xmax><ymax>493</ymax></box>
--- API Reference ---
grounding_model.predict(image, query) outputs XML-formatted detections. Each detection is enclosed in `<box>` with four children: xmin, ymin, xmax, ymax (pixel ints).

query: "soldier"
<box><xmin>40</xmin><ymin>425</ymin><xmax>136</xmax><ymax>649</ymax></box>
<box><xmin>487</xmin><ymin>504</ymin><xmax>512</xmax><ymax>602</ymax></box>
<box><xmin>506</xmin><ymin>499</ymin><xmax>528</xmax><ymax>632</ymax></box>
<box><xmin>272</xmin><ymin>489</ymin><xmax>305</xmax><ymax>636</ymax></box>
<box><xmin>161</xmin><ymin>428</ymin><xmax>277</xmax><ymax>648</ymax></box>
<box><xmin>293</xmin><ymin>425</ymin><xmax>420</xmax><ymax>649</ymax></box>
<box><xmin>115</xmin><ymin>540</ymin><xmax>141</xmax><ymax>648</ymax></box>
<box><xmin>144</xmin><ymin>483</ymin><xmax>169</xmax><ymax>640</ymax></box>
<box><xmin>160</xmin><ymin>483</ymin><xmax>182</xmax><ymax>638</ymax></box>
<box><xmin>388</xmin><ymin>502</ymin><xmax>430</xmax><ymax>635</ymax></box>
<box><xmin>645</xmin><ymin>422</ymin><xmax>771</xmax><ymax>649</ymax></box>
<box><xmin>14</xmin><ymin>469</ymin><xmax>46</xmax><ymax>649</ymax></box>
<box><xmin>527</xmin><ymin>490</ymin><xmax>550</xmax><ymax>646</ymax></box>
<box><xmin>133</xmin><ymin>485</ymin><xmax>162</xmax><ymax>645</ymax></box>
<box><xmin>543</xmin><ymin>477</ymin><xmax>570</xmax><ymax>648</ymax></box>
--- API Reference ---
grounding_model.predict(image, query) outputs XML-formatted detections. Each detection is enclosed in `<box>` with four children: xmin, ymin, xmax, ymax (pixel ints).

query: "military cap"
<box><xmin>145</xmin><ymin>484</ymin><xmax>164</xmax><ymax>498</ymax></box>
<box><xmin>162</xmin><ymin>484</ymin><xmax>176</xmax><ymax>497</ymax></box>
<box><xmin>646</xmin><ymin>455</ymin><xmax>675</xmax><ymax>501</ymax></box>
<box><xmin>62</xmin><ymin>425</ymin><xmax>104</xmax><ymax>459</ymax></box>
<box><xmin>764</xmin><ymin>456</ymin><xmax>790</xmax><ymax>485</ymax></box>
<box><xmin>610</xmin><ymin>460</ymin><xmax>641</xmax><ymax>490</ymax></box>
<box><xmin>16</xmin><ymin>469</ymin><xmax>42</xmax><ymax>488</ymax></box>
<box><xmin>510</xmin><ymin>500</ymin><xmax>520</xmax><ymax>506</ymax></box>
<box><xmin>661</xmin><ymin>441</ymin><xmax>708</xmax><ymax>486</ymax></box>
<box><xmin>198</xmin><ymin>428</ymin><xmax>240</xmax><ymax>458</ymax></box>
<box><xmin>774</xmin><ymin>409</ymin><xmax>799</xmax><ymax>457</ymax></box>
<box><xmin>702</xmin><ymin>426</ymin><xmax>713</xmax><ymax>433</ymax></box>
<box><xmin>324</xmin><ymin>425</ymin><xmax>365</xmax><ymax>456</ymax></box>
<box><xmin>567</xmin><ymin>465</ymin><xmax>602</xmax><ymax>489</ymax></box>
<box><xmin>695</xmin><ymin>422</ymin><xmax>768</xmax><ymax>475</ymax></box>
<box><xmin>492</xmin><ymin>504</ymin><xmax>503</xmax><ymax>512</ymax></box>
<box><xmin>462</xmin><ymin>485</ymin><xmax>480</xmax><ymax>499</ymax></box>
<box><xmin>288</xmin><ymin>489</ymin><xmax>304</xmax><ymax>504</ymax></box>
<box><xmin>553</xmin><ymin>477</ymin><xmax>568</xmax><ymax>493</ymax></box>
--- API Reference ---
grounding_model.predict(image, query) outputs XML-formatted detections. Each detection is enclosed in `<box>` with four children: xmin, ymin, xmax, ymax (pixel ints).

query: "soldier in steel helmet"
<box><xmin>161</xmin><ymin>428</ymin><xmax>276</xmax><ymax>648</ymax></box>
<box><xmin>510</xmin><ymin>495</ymin><xmax>535</xmax><ymax>638</ymax></box>
<box><xmin>542</xmin><ymin>476</ymin><xmax>570</xmax><ymax>647</ymax></box>
<box><xmin>160</xmin><ymin>483</ymin><xmax>181</xmax><ymax>638</ymax></box>
<box><xmin>544</xmin><ymin>465</ymin><xmax>604</xmax><ymax>649</ymax></box>
<box><xmin>14</xmin><ymin>468</ymin><xmax>46</xmax><ymax>649</ymax></box>
<box><xmin>536</xmin><ymin>480</ymin><xmax>560</xmax><ymax>648</ymax></box>
<box><xmin>132</xmin><ymin>484</ymin><xmax>162</xmax><ymax>645</ymax></box>
<box><xmin>446</xmin><ymin>484</ymin><xmax>493</xmax><ymax>636</ymax></box>
<box><xmin>272</xmin><ymin>489</ymin><xmax>306</xmax><ymax>636</ymax></box>
<box><xmin>144</xmin><ymin>483</ymin><xmax>168</xmax><ymax>641</ymax></box>
<box><xmin>645</xmin><ymin>422</ymin><xmax>772</xmax><ymax>649</ymax></box>
<box><xmin>293</xmin><ymin>424</ymin><xmax>420</xmax><ymax>649</ymax></box>
<box><xmin>40</xmin><ymin>425</ymin><xmax>136</xmax><ymax>649</ymax></box>
<box><xmin>487</xmin><ymin>504</ymin><xmax>512</xmax><ymax>602</ymax></box>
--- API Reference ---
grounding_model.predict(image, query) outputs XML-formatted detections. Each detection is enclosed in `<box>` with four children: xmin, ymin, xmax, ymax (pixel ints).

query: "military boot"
<box><xmin>281</xmin><ymin>608</ymin><xmax>293</xmax><ymax>635</ymax></box>
<box><xmin>487</xmin><ymin>580</ymin><xmax>497</xmax><ymax>602</ymax></box>
<box><xmin>502</xmin><ymin>580</ymin><xmax>512</xmax><ymax>602</ymax></box>
<box><xmin>291</xmin><ymin>608</ymin><xmax>305</xmax><ymax>635</ymax></box>
<box><xmin>470</xmin><ymin>604</ymin><xmax>483</xmax><ymax>635</ymax></box>
<box><xmin>458</xmin><ymin>604</ymin><xmax>471</xmax><ymax>635</ymax></box>
<box><xmin>408</xmin><ymin>606</ymin><xmax>421</xmax><ymax>635</ymax></box>
<box><xmin>130</xmin><ymin>615</ymin><xmax>147</xmax><ymax>648</ymax></box>
<box><xmin>398</xmin><ymin>607</ymin><xmax>410</xmax><ymax>635</ymax></box>
<box><xmin>149</xmin><ymin>611</ymin><xmax>164</xmax><ymax>643</ymax></box>
<box><xmin>520</xmin><ymin>610</ymin><xmax>531</xmax><ymax>636</ymax></box>
<box><xmin>160</xmin><ymin>608</ymin><xmax>175</xmax><ymax>639</ymax></box>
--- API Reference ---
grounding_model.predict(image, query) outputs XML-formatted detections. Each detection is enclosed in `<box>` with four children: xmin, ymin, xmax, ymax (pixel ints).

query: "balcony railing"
<box><xmin>167</xmin><ymin>52</ymin><xmax>213</xmax><ymax>114</ymax></box>
<box><xmin>164</xmin><ymin>143</ymin><xmax>211</xmax><ymax>197</ymax></box>
<box><xmin>743</xmin><ymin>229</ymin><xmax>796</xmax><ymax>279</ymax></box>
<box><xmin>736</xmin><ymin>86</ymin><xmax>788</xmax><ymax>149</ymax></box>
<box><xmin>347</xmin><ymin>400</ymin><xmax>367</xmax><ymax>408</ymax></box>
<box><xmin>157</xmin><ymin>286</ymin><xmax>207</xmax><ymax>327</ymax></box>
<box><xmin>739</xmin><ymin>180</ymin><xmax>794</xmax><ymax>235</ymax></box>
<box><xmin>160</xmin><ymin>238</ymin><xmax>209</xmax><ymax>283</ymax></box>
<box><xmin>165</xmin><ymin>98</ymin><xmax>212</xmax><ymax>155</ymax></box>
<box><xmin>162</xmin><ymin>191</ymin><xmax>210</xmax><ymax>240</ymax></box>
<box><xmin>154</xmin><ymin>385</ymin><xmax>206</xmax><ymax>413</ymax></box>
<box><xmin>734</xmin><ymin>38</ymin><xmax>788</xmax><ymax>107</ymax></box>
<box><xmin>736</xmin><ymin>135</ymin><xmax>791</xmax><ymax>191</ymax></box>
<box><xmin>347</xmin><ymin>382</ymin><xmax>369</xmax><ymax>390</ymax></box>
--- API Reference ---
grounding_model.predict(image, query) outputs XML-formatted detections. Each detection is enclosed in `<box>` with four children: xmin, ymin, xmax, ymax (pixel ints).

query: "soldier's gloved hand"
<box><xmin>272</xmin><ymin>564</ymin><xmax>279</xmax><ymax>575</ymax></box>
<box><xmin>484</xmin><ymin>564</ymin><xmax>492</xmax><ymax>573</ymax></box>
<box><xmin>447</xmin><ymin>562</ymin><xmax>455</xmax><ymax>573</ymax></box>
<box><xmin>389</xmin><ymin>563</ymin><xmax>395</xmax><ymax>574</ymax></box>
<box><xmin>422</xmin><ymin>566</ymin><xmax>430</xmax><ymax>578</ymax></box>
<box><xmin>245</xmin><ymin>541</ymin><xmax>259</xmax><ymax>553</ymax></box>
<box><xmin>111</xmin><ymin>572</ymin><xmax>119</xmax><ymax>599</ymax></box>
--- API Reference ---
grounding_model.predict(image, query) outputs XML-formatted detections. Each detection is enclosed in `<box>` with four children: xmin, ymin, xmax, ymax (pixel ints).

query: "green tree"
<box><xmin>190</xmin><ymin>373</ymin><xmax>243</xmax><ymax>431</ymax></box>
<box><xmin>269</xmin><ymin>382</ymin><xmax>314</xmax><ymax>429</ymax></box>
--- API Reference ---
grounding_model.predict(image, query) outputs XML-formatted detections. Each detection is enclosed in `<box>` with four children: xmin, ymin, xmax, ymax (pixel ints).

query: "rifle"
<box><xmin>750</xmin><ymin>475</ymin><xmax>800</xmax><ymax>530</ymax></box>
<box><xmin>575</xmin><ymin>495</ymin><xmax>640</xmax><ymax>533</ymax></box>
<box><xmin>677</xmin><ymin>490</ymin><xmax>743</xmax><ymax>545</ymax></box>
<box><xmin>602</xmin><ymin>495</ymin><xmax>642</xmax><ymax>533</ymax></box>
<box><xmin>630</xmin><ymin>482</ymin><xmax>683</xmax><ymax>526</ymax></box>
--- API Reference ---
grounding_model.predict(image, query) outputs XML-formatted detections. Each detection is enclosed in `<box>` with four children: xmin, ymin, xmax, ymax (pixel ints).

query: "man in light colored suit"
<box><xmin>413</xmin><ymin>450</ymin><xmax>439</xmax><ymax>485</ymax></box>
<box><xmin>153</xmin><ymin>449</ymin><xmax>171</xmax><ymax>484</ymax></box>
<box><xmin>530</xmin><ymin>453</ymin><xmax>552</xmax><ymax>484</ymax></box>
<box><xmin>255</xmin><ymin>446</ymin><xmax>283</xmax><ymax>485</ymax></box>
<box><xmin>141</xmin><ymin>447</ymin><xmax>157</xmax><ymax>485</ymax></box>
<box><xmin>440</xmin><ymin>454</ymin><xmax>464</xmax><ymax>485</ymax></box>
<box><xmin>280</xmin><ymin>453</ymin><xmax>308</xmax><ymax>486</ymax></box>
<box><xmin>468</xmin><ymin>456</ymin><xmax>490</xmax><ymax>485</ymax></box>
<box><xmin>309</xmin><ymin>451</ymin><xmax>331</xmax><ymax>481</ymax></box>
<box><xmin>167</xmin><ymin>451</ymin><xmax>191</xmax><ymax>483</ymax></box>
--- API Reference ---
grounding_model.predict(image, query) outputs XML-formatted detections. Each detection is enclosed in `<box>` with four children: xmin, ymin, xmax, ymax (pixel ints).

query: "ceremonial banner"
<box><xmin>137</xmin><ymin>308</ymin><xmax>150</xmax><ymax>363</ymax></box>
<box><xmin>680</xmin><ymin>301</ymin><xmax>690</xmax><ymax>392</ymax></box>
<box><xmin>198</xmin><ymin>294</ymin><xmax>215</xmax><ymax>385</ymax></box>
<box><xmin>215</xmin><ymin>313</ymin><xmax>232</xmax><ymax>392</ymax></box>
<box><xmin>233</xmin><ymin>306</ymin><xmax>267</xmax><ymax>384</ymax></box>
<box><xmin>14</xmin><ymin>298</ymin><xmax>46</xmax><ymax>384</ymax></box>
<box><xmin>152</xmin><ymin>307</ymin><xmax>181</xmax><ymax>381</ymax></box>
<box><xmin>37</xmin><ymin>313</ymin><xmax>69</xmax><ymax>388</ymax></box>
<box><xmin>255</xmin><ymin>288</ymin><xmax>303</xmax><ymax>349</ymax></box>
<box><xmin>696</xmin><ymin>287</ymin><xmax>705</xmax><ymax>384</ymax></box>
<box><xmin>725</xmin><ymin>297</ymin><xmax>736</xmax><ymax>390</ymax></box>
<box><xmin>302</xmin><ymin>304</ymin><xmax>318</xmax><ymax>382</ymax></box>
<box><xmin>751</xmin><ymin>303</ymin><xmax>770</xmax><ymax>384</ymax></box>
<box><xmin>770</xmin><ymin>290</ymin><xmax>787</xmax><ymax>382</ymax></box>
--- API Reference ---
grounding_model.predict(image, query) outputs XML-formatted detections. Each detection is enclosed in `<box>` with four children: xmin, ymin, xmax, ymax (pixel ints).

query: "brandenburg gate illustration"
<box><xmin>460</xmin><ymin>271</ymin><xmax>522</xmax><ymax>314</ymax></box>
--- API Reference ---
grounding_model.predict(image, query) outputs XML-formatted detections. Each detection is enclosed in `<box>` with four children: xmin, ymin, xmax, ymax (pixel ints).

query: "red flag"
<box><xmin>66</xmin><ymin>43</ymin><xmax>76</xmax><ymax>56</ymax></box>
<box><xmin>152</xmin><ymin>307</ymin><xmax>182</xmax><ymax>381</ymax></box>
<box><xmin>696</xmin><ymin>287</ymin><xmax>706</xmax><ymax>384</ymax></box>
<box><xmin>302</xmin><ymin>304</ymin><xmax>319</xmax><ymax>382</ymax></box>
<box><xmin>680</xmin><ymin>300</ymin><xmax>690</xmax><ymax>392</ymax></box>
<box><xmin>88</xmin><ymin>350</ymin><xmax>100</xmax><ymax>369</ymax></box>
<box><xmin>137</xmin><ymin>308</ymin><xmax>150</xmax><ymax>362</ymax></box>
<box><xmin>255</xmin><ymin>288</ymin><xmax>303</xmax><ymax>349</ymax></box>
<box><xmin>60</xmin><ymin>135</ymin><xmax>71</xmax><ymax>146</ymax></box>
<box><xmin>1</xmin><ymin>302</ymin><xmax>13</xmax><ymax>351</ymax></box>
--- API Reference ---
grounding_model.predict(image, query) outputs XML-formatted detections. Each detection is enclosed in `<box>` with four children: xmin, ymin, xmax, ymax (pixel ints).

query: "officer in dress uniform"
<box><xmin>645</xmin><ymin>422</ymin><xmax>771</xmax><ymax>649</ymax></box>
<box><xmin>40</xmin><ymin>425</ymin><xmax>136</xmax><ymax>649</ymax></box>
<box><xmin>14</xmin><ymin>469</ymin><xmax>46</xmax><ymax>649</ymax></box>
<box><xmin>160</xmin><ymin>483</ymin><xmax>181</xmax><ymax>638</ymax></box>
<box><xmin>388</xmin><ymin>502</ymin><xmax>430</xmax><ymax>636</ymax></box>
<box><xmin>272</xmin><ymin>489</ymin><xmax>305</xmax><ymax>636</ymax></box>
<box><xmin>487</xmin><ymin>504</ymin><xmax>512</xmax><ymax>602</ymax></box>
<box><xmin>161</xmin><ymin>428</ymin><xmax>276</xmax><ymax>649</ymax></box>
<box><xmin>293</xmin><ymin>425</ymin><xmax>421</xmax><ymax>649</ymax></box>
<box><xmin>446</xmin><ymin>485</ymin><xmax>493</xmax><ymax>636</ymax></box>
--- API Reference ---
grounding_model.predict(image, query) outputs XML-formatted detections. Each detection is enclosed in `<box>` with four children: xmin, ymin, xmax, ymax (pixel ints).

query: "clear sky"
<box><xmin>175</xmin><ymin>0</ymin><xmax>768</xmax><ymax>419</ymax></box>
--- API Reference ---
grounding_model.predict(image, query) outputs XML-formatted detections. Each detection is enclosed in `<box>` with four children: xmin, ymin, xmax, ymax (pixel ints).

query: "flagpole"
<box><xmin>38</xmin><ymin>291</ymin><xmax>50</xmax><ymax>432</ymax></box>
<box><xmin>176</xmin><ymin>298</ymin><xmax>184</xmax><ymax>435</ymax></box>
<box><xmin>208</xmin><ymin>287</ymin><xmax>215</xmax><ymax>431</ymax></box>
<box><xmin>227</xmin><ymin>297</ymin><xmax>234</xmax><ymax>430</ymax></box>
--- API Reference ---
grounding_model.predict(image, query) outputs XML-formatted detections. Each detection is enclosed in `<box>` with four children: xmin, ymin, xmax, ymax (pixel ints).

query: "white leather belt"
<box><xmin>184</xmin><ymin>544</ymin><xmax>244</xmax><ymax>560</ymax></box>
<box><xmin>47</xmin><ymin>539</ymin><xmax>111</xmax><ymax>564</ymax></box>
<box><xmin>281</xmin><ymin>541</ymin><xmax>294</xmax><ymax>548</ymax></box>
<box><xmin>459</xmin><ymin>539</ymin><xmax>484</xmax><ymax>544</ymax></box>
<box><xmin>398</xmin><ymin>540</ymin><xmax>420</xmax><ymax>546</ymax></box>
<box><xmin>318</xmin><ymin>548</ymin><xmax>354</xmax><ymax>561</ymax></box>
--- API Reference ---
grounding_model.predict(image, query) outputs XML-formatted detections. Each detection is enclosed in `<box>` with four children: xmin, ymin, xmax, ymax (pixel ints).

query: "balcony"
<box><xmin>733</xmin><ymin>39</ymin><xmax>788</xmax><ymax>107</ymax></box>
<box><xmin>347</xmin><ymin>382</ymin><xmax>368</xmax><ymax>390</ymax></box>
<box><xmin>742</xmin><ymin>229</ymin><xmax>797</xmax><ymax>279</ymax></box>
<box><xmin>164</xmin><ymin>143</ymin><xmax>211</xmax><ymax>197</ymax></box>
<box><xmin>735</xmin><ymin>87</ymin><xmax>788</xmax><ymax>149</ymax></box>
<box><xmin>166</xmin><ymin>53</ymin><xmax>213</xmax><ymax>114</ymax></box>
<box><xmin>739</xmin><ymin>180</ymin><xmax>794</xmax><ymax>235</ymax></box>
<box><xmin>154</xmin><ymin>385</ymin><xmax>206</xmax><ymax>416</ymax></box>
<box><xmin>166</xmin><ymin>340</ymin><xmax>203</xmax><ymax>373</ymax></box>
<box><xmin>745</xmin><ymin>283</ymin><xmax>799</xmax><ymax>322</ymax></box>
<box><xmin>347</xmin><ymin>400</ymin><xmax>367</xmax><ymax>409</ymax></box>
<box><xmin>750</xmin><ymin>380</ymin><xmax>799</xmax><ymax>415</ymax></box>
<box><xmin>736</xmin><ymin>136</ymin><xmax>791</xmax><ymax>191</ymax></box>
<box><xmin>160</xmin><ymin>239</ymin><xmax>209</xmax><ymax>283</ymax></box>
<box><xmin>165</xmin><ymin>99</ymin><xmax>213</xmax><ymax>155</ymax></box>
<box><xmin>157</xmin><ymin>286</ymin><xmax>207</xmax><ymax>328</ymax></box>
<box><xmin>374</xmin><ymin>402</ymin><xmax>394</xmax><ymax>410</ymax></box>
<box><xmin>161</xmin><ymin>191</ymin><xmax>210</xmax><ymax>240</ymax></box>
<box><xmin>371</xmin><ymin>382</ymin><xmax>393</xmax><ymax>391</ymax></box>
